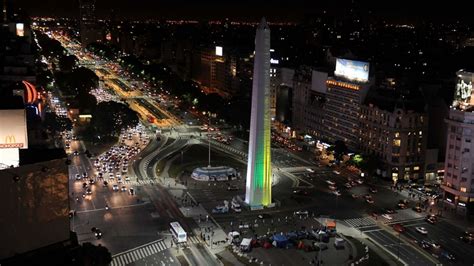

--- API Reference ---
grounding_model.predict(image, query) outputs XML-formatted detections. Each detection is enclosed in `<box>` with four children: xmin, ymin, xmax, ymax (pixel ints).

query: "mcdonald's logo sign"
<box><xmin>0</xmin><ymin>135</ymin><xmax>24</xmax><ymax>148</ymax></box>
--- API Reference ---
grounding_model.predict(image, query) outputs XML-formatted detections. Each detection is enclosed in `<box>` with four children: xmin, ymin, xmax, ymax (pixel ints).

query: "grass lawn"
<box><xmin>168</xmin><ymin>144</ymin><xmax>246</xmax><ymax>179</ymax></box>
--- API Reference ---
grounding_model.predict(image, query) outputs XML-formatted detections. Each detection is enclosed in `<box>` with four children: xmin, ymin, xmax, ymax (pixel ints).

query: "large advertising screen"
<box><xmin>0</xmin><ymin>109</ymin><xmax>28</xmax><ymax>149</ymax></box>
<box><xmin>453</xmin><ymin>70</ymin><xmax>474</xmax><ymax>109</ymax></box>
<box><xmin>16</xmin><ymin>23</ymin><xmax>24</xmax><ymax>37</ymax></box>
<box><xmin>215</xmin><ymin>46</ymin><xmax>223</xmax><ymax>56</ymax></box>
<box><xmin>334</xmin><ymin>58</ymin><xmax>370</xmax><ymax>83</ymax></box>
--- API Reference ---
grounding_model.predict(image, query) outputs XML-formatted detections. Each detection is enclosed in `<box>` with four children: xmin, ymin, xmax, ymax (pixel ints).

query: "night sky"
<box><xmin>13</xmin><ymin>0</ymin><xmax>474</xmax><ymax>22</ymax></box>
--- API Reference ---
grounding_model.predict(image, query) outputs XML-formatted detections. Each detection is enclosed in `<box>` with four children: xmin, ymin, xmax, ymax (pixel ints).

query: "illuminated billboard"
<box><xmin>16</xmin><ymin>23</ymin><xmax>24</xmax><ymax>37</ymax></box>
<box><xmin>0</xmin><ymin>109</ymin><xmax>28</xmax><ymax>149</ymax></box>
<box><xmin>453</xmin><ymin>70</ymin><xmax>474</xmax><ymax>109</ymax></box>
<box><xmin>215</xmin><ymin>46</ymin><xmax>223</xmax><ymax>56</ymax></box>
<box><xmin>334</xmin><ymin>58</ymin><xmax>369</xmax><ymax>83</ymax></box>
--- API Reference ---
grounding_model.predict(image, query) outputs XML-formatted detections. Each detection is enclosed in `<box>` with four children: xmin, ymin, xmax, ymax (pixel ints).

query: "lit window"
<box><xmin>413</xmin><ymin>166</ymin><xmax>420</xmax><ymax>171</ymax></box>
<box><xmin>419</xmin><ymin>131</ymin><xmax>422</xmax><ymax>135</ymax></box>
<box><xmin>393</xmin><ymin>139</ymin><xmax>401</xmax><ymax>147</ymax></box>
<box><xmin>460</xmin><ymin>187</ymin><xmax>467</xmax><ymax>193</ymax></box>
<box><xmin>395</xmin><ymin>132</ymin><xmax>400</xmax><ymax>138</ymax></box>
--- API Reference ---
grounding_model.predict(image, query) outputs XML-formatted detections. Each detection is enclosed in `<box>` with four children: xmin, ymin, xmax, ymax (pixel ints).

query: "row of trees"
<box><xmin>118</xmin><ymin>54</ymin><xmax>252</xmax><ymax>129</ymax></box>
<box><xmin>36</xmin><ymin>33</ymin><xmax>138</xmax><ymax>141</ymax></box>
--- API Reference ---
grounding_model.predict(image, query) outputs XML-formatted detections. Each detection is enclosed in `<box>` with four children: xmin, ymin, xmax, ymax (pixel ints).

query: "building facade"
<box><xmin>324</xmin><ymin>78</ymin><xmax>370</xmax><ymax>151</ymax></box>
<box><xmin>359</xmin><ymin>99</ymin><xmax>427</xmax><ymax>182</ymax></box>
<box><xmin>442</xmin><ymin>70</ymin><xmax>474</xmax><ymax>216</ymax></box>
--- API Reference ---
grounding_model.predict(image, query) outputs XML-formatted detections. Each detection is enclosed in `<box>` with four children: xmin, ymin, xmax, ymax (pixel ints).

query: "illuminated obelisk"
<box><xmin>245</xmin><ymin>18</ymin><xmax>272</xmax><ymax>209</ymax></box>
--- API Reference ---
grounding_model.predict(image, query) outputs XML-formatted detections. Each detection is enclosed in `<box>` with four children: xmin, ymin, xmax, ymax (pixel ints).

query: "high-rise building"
<box><xmin>192</xmin><ymin>46</ymin><xmax>239</xmax><ymax>97</ymax></box>
<box><xmin>79</xmin><ymin>0</ymin><xmax>102</xmax><ymax>48</ymax></box>
<box><xmin>442</xmin><ymin>70</ymin><xmax>474</xmax><ymax>216</ymax></box>
<box><xmin>245</xmin><ymin>18</ymin><xmax>272</xmax><ymax>209</ymax></box>
<box><xmin>324</xmin><ymin>58</ymin><xmax>371</xmax><ymax>151</ymax></box>
<box><xmin>359</xmin><ymin>79</ymin><xmax>428</xmax><ymax>182</ymax></box>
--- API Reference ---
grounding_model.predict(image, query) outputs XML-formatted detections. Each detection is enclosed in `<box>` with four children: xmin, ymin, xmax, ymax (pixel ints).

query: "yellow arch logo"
<box><xmin>0</xmin><ymin>135</ymin><xmax>23</xmax><ymax>148</ymax></box>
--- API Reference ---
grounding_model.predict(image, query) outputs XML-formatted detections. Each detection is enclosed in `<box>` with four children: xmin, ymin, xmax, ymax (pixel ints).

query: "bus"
<box><xmin>170</xmin><ymin>222</ymin><xmax>187</xmax><ymax>243</ymax></box>
<box><xmin>147</xmin><ymin>115</ymin><xmax>155</xmax><ymax>124</ymax></box>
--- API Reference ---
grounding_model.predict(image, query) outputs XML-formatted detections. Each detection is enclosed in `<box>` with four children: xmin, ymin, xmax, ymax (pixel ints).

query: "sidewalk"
<box><xmin>157</xmin><ymin>159</ymin><xmax>244</xmax><ymax>265</ymax></box>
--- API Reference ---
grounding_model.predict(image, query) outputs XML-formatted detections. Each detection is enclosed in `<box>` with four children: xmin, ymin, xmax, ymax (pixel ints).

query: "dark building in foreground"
<box><xmin>0</xmin><ymin>158</ymin><xmax>70</xmax><ymax>260</ymax></box>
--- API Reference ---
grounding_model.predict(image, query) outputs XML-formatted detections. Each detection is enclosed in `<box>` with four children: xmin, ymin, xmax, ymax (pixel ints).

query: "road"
<box><xmin>42</xmin><ymin>28</ymin><xmax>474</xmax><ymax>266</ymax></box>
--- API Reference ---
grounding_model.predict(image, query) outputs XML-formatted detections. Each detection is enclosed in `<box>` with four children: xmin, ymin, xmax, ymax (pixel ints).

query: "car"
<box><xmin>412</xmin><ymin>206</ymin><xmax>423</xmax><ymax>213</ymax></box>
<box><xmin>369</xmin><ymin>187</ymin><xmax>378</xmax><ymax>193</ymax></box>
<box><xmin>416</xmin><ymin>227</ymin><xmax>428</xmax><ymax>235</ymax></box>
<box><xmin>258</xmin><ymin>213</ymin><xmax>272</xmax><ymax>219</ymax></box>
<box><xmin>125</xmin><ymin>176</ymin><xmax>130</xmax><ymax>181</ymax></box>
<box><xmin>383</xmin><ymin>208</ymin><xmax>396</xmax><ymax>214</ymax></box>
<box><xmin>294</xmin><ymin>210</ymin><xmax>309</xmax><ymax>216</ymax></box>
<box><xmin>326</xmin><ymin>180</ymin><xmax>336</xmax><ymax>185</ymax></box>
<box><xmin>227</xmin><ymin>185</ymin><xmax>239</xmax><ymax>191</ymax></box>
<box><xmin>82</xmin><ymin>182</ymin><xmax>88</xmax><ymax>189</ymax></box>
<box><xmin>356</xmin><ymin>179</ymin><xmax>364</xmax><ymax>184</ymax></box>
<box><xmin>428</xmin><ymin>240</ymin><xmax>441</xmax><ymax>249</ymax></box>
<box><xmin>89</xmin><ymin>178</ymin><xmax>95</xmax><ymax>184</ymax></box>
<box><xmin>440</xmin><ymin>251</ymin><xmax>456</xmax><ymax>261</ymax></box>
<box><xmin>381</xmin><ymin>214</ymin><xmax>393</xmax><ymax>220</ymax></box>
<box><xmin>313</xmin><ymin>242</ymin><xmax>328</xmax><ymax>251</ymax></box>
<box><xmin>117</xmin><ymin>178</ymin><xmax>123</xmax><ymax>183</ymax></box>
<box><xmin>86</xmin><ymin>188</ymin><xmax>92</xmax><ymax>195</ymax></box>
<box><xmin>393</xmin><ymin>224</ymin><xmax>405</xmax><ymax>233</ymax></box>
<box><xmin>94</xmin><ymin>228</ymin><xmax>102</xmax><ymax>239</ymax></box>
<box><xmin>460</xmin><ymin>231</ymin><xmax>474</xmax><ymax>244</ymax></box>
<box><xmin>426</xmin><ymin>216</ymin><xmax>436</xmax><ymax>224</ymax></box>
<box><xmin>344</xmin><ymin>183</ymin><xmax>352</xmax><ymax>188</ymax></box>
<box><xmin>418</xmin><ymin>239</ymin><xmax>431</xmax><ymax>249</ymax></box>
<box><xmin>121</xmin><ymin>186</ymin><xmax>127</xmax><ymax>192</ymax></box>
<box><xmin>75</xmin><ymin>174</ymin><xmax>82</xmax><ymax>180</ymax></box>
<box><xmin>366</xmin><ymin>198</ymin><xmax>374</xmax><ymax>204</ymax></box>
<box><xmin>333</xmin><ymin>190</ymin><xmax>342</xmax><ymax>196</ymax></box>
<box><xmin>112</xmin><ymin>184</ymin><xmax>119</xmax><ymax>191</ymax></box>
<box><xmin>129</xmin><ymin>188</ymin><xmax>135</xmax><ymax>195</ymax></box>
<box><xmin>82</xmin><ymin>172</ymin><xmax>88</xmax><ymax>178</ymax></box>
<box><xmin>397</xmin><ymin>202</ymin><xmax>408</xmax><ymax>209</ymax></box>
<box><xmin>73</xmin><ymin>150</ymin><xmax>79</xmax><ymax>156</ymax></box>
<box><xmin>351</xmin><ymin>194</ymin><xmax>359</xmax><ymax>199</ymax></box>
<box><xmin>333</xmin><ymin>170</ymin><xmax>341</xmax><ymax>175</ymax></box>
<box><xmin>293</xmin><ymin>189</ymin><xmax>309</xmax><ymax>196</ymax></box>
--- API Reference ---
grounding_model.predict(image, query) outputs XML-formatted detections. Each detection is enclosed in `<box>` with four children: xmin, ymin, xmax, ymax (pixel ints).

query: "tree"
<box><xmin>77</xmin><ymin>242</ymin><xmax>112</xmax><ymax>266</ymax></box>
<box><xmin>58</xmin><ymin>54</ymin><xmax>78</xmax><ymax>72</ymax></box>
<box><xmin>76</xmin><ymin>92</ymin><xmax>97</xmax><ymax>113</ymax></box>
<box><xmin>334</xmin><ymin>140</ymin><xmax>347</xmax><ymax>162</ymax></box>
<box><xmin>359</xmin><ymin>154</ymin><xmax>382</xmax><ymax>176</ymax></box>
<box><xmin>90</xmin><ymin>102</ymin><xmax>139</xmax><ymax>137</ymax></box>
<box><xmin>43</xmin><ymin>113</ymin><xmax>72</xmax><ymax>134</ymax></box>
<box><xmin>56</xmin><ymin>67</ymin><xmax>99</xmax><ymax>97</ymax></box>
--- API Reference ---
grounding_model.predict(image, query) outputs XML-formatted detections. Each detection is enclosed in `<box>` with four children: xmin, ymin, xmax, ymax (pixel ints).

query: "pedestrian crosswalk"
<box><xmin>344</xmin><ymin>217</ymin><xmax>376</xmax><ymax>228</ymax></box>
<box><xmin>188</xmin><ymin>235</ymin><xmax>202</xmax><ymax>244</ymax></box>
<box><xmin>208</xmin><ymin>139</ymin><xmax>247</xmax><ymax>158</ymax></box>
<box><xmin>382</xmin><ymin>209</ymin><xmax>424</xmax><ymax>224</ymax></box>
<box><xmin>345</xmin><ymin>209</ymin><xmax>425</xmax><ymax>229</ymax></box>
<box><xmin>111</xmin><ymin>239</ymin><xmax>168</xmax><ymax>266</ymax></box>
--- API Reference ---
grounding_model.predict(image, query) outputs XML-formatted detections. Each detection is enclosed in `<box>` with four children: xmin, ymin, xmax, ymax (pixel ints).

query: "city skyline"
<box><xmin>10</xmin><ymin>0</ymin><xmax>474</xmax><ymax>23</ymax></box>
<box><xmin>2</xmin><ymin>1</ymin><xmax>474</xmax><ymax>265</ymax></box>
